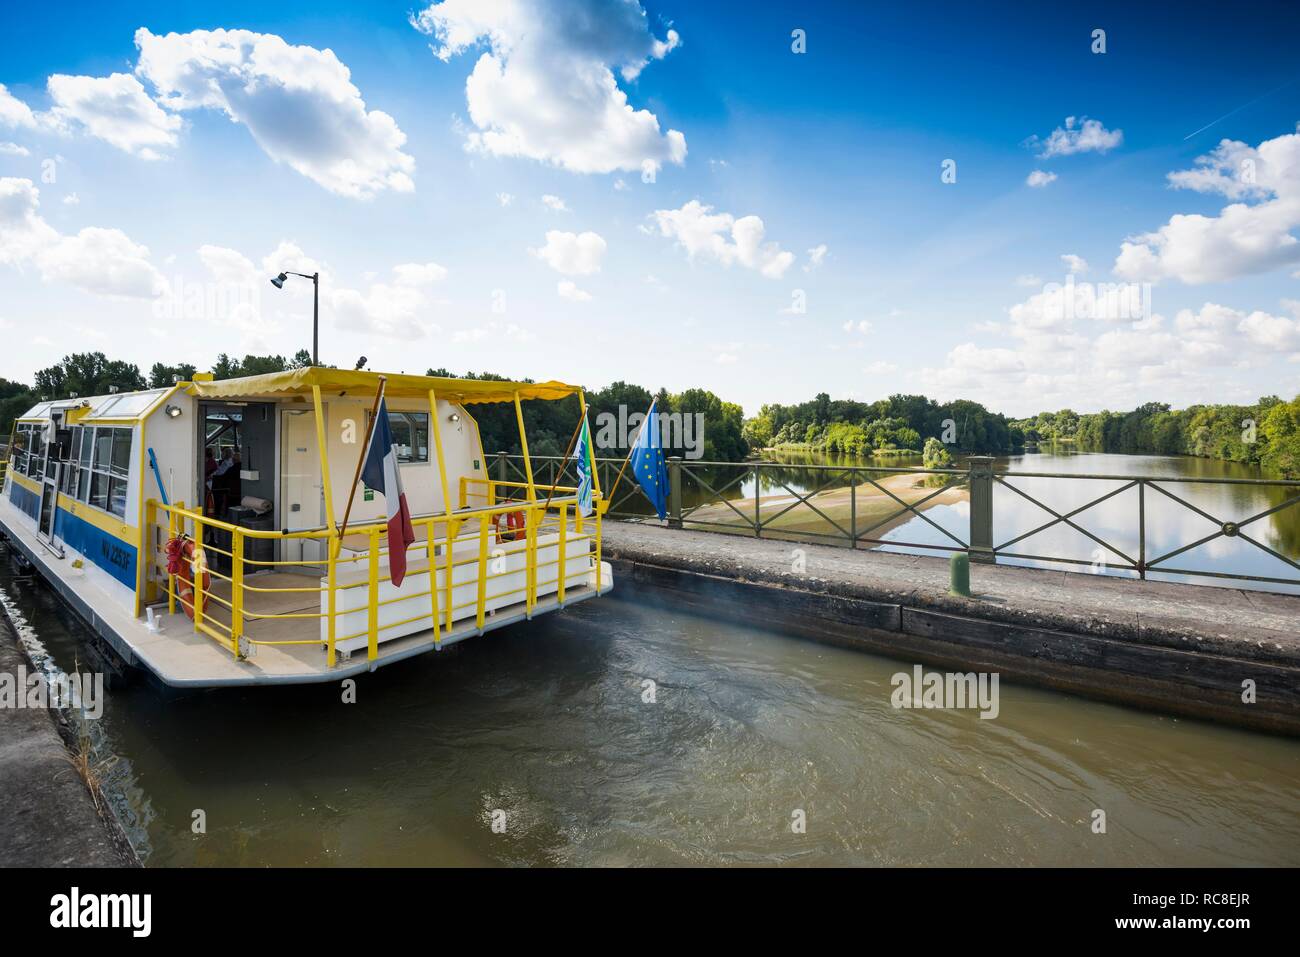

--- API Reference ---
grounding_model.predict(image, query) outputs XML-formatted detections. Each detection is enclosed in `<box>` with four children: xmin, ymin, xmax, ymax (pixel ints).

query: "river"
<box><xmin>2</xmin><ymin>541</ymin><xmax>1298</xmax><ymax>867</ymax></box>
<box><xmin>663</xmin><ymin>449</ymin><xmax>1300</xmax><ymax>593</ymax></box>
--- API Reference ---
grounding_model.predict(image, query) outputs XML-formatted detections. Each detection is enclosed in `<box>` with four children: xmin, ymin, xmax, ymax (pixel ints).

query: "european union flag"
<box><xmin>630</xmin><ymin>399</ymin><xmax>669</xmax><ymax>520</ymax></box>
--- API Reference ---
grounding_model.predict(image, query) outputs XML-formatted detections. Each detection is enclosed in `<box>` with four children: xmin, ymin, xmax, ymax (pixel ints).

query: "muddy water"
<box><xmin>2</xmin><ymin>549</ymin><xmax>1298</xmax><ymax>866</ymax></box>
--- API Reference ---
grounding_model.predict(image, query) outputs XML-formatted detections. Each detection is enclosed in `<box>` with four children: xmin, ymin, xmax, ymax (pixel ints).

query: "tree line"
<box><xmin>1013</xmin><ymin>397</ymin><xmax>1300</xmax><ymax>477</ymax></box>
<box><xmin>743</xmin><ymin>392</ymin><xmax>1025</xmax><ymax>455</ymax></box>
<box><xmin>425</xmin><ymin>368</ymin><xmax>748</xmax><ymax>461</ymax></box>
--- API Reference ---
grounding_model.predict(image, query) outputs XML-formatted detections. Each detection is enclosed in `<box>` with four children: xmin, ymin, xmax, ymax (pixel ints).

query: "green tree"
<box><xmin>212</xmin><ymin>354</ymin><xmax>292</xmax><ymax>379</ymax></box>
<box><xmin>923</xmin><ymin>436</ymin><xmax>951</xmax><ymax>468</ymax></box>
<box><xmin>33</xmin><ymin>352</ymin><xmax>147</xmax><ymax>398</ymax></box>
<box><xmin>1</xmin><ymin>378</ymin><xmax>36</xmax><ymax>440</ymax></box>
<box><xmin>148</xmin><ymin>362</ymin><xmax>198</xmax><ymax>387</ymax></box>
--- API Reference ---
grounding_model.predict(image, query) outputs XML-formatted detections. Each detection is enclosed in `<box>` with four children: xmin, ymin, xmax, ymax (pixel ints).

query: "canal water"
<box><xmin>3</xmin><ymin>547</ymin><xmax>1298</xmax><ymax>867</ymax></box>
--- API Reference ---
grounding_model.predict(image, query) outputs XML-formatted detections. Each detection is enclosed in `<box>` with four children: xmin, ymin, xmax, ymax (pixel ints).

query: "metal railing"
<box><xmin>148</xmin><ymin>485</ymin><xmax>603</xmax><ymax>666</ymax></box>
<box><xmin>492</xmin><ymin>452</ymin><xmax>1300</xmax><ymax>591</ymax></box>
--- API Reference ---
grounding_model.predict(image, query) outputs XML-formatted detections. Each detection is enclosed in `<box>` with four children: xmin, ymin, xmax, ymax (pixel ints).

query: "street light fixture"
<box><xmin>269</xmin><ymin>270</ymin><xmax>320</xmax><ymax>366</ymax></box>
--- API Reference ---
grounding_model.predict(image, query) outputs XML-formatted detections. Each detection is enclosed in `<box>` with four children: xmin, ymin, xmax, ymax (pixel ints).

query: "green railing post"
<box><xmin>950</xmin><ymin>552</ymin><xmax>972</xmax><ymax>596</ymax></box>
<box><xmin>753</xmin><ymin>463</ymin><xmax>762</xmax><ymax>537</ymax></box>
<box><xmin>849</xmin><ymin>468</ymin><xmax>857</xmax><ymax>549</ymax></box>
<box><xmin>968</xmin><ymin>455</ymin><xmax>995</xmax><ymax>564</ymax></box>
<box><xmin>1138</xmin><ymin>479</ymin><xmax>1147</xmax><ymax>580</ymax></box>
<box><xmin>668</xmin><ymin>456</ymin><xmax>682</xmax><ymax>528</ymax></box>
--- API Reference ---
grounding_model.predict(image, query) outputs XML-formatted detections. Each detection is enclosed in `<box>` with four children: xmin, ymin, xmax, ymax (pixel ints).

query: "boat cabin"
<box><xmin>0</xmin><ymin>368</ymin><xmax>611</xmax><ymax>686</ymax></box>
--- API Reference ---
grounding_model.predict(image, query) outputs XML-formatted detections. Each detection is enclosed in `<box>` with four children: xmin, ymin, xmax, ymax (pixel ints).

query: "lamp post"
<box><xmin>270</xmin><ymin>271</ymin><xmax>320</xmax><ymax>366</ymax></box>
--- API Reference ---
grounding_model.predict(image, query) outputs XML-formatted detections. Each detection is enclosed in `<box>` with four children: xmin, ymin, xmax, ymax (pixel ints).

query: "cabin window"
<box><xmin>76</xmin><ymin>426</ymin><xmax>93</xmax><ymax>501</ymax></box>
<box><xmin>368</xmin><ymin>410</ymin><xmax>429</xmax><ymax>464</ymax></box>
<box><xmin>61</xmin><ymin>428</ymin><xmax>81</xmax><ymax>495</ymax></box>
<box><xmin>11</xmin><ymin>425</ymin><xmax>30</xmax><ymax>476</ymax></box>
<box><xmin>87</xmin><ymin>426</ymin><xmax>132</xmax><ymax>519</ymax></box>
<box><xmin>21</xmin><ymin>424</ymin><xmax>46</xmax><ymax>481</ymax></box>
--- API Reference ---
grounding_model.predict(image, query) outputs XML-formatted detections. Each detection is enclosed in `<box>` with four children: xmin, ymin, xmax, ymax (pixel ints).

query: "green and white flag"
<box><xmin>574</xmin><ymin>415</ymin><xmax>594</xmax><ymax>516</ymax></box>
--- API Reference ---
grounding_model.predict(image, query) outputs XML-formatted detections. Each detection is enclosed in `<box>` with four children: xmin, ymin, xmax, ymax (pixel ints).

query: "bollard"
<box><xmin>949</xmin><ymin>552</ymin><xmax>971</xmax><ymax>597</ymax></box>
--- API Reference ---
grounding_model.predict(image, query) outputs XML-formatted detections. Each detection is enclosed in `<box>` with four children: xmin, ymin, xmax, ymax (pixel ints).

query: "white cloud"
<box><xmin>1235</xmin><ymin>305</ymin><xmax>1300</xmax><ymax>352</ymax></box>
<box><xmin>531</xmin><ymin>229</ymin><xmax>606</xmax><ymax>275</ymax></box>
<box><xmin>804</xmin><ymin>243</ymin><xmax>828</xmax><ymax>272</ymax></box>
<box><xmin>0</xmin><ymin>84</ymin><xmax>36</xmax><ymax>129</ymax></box>
<box><xmin>1061</xmin><ymin>253</ymin><xmax>1088</xmax><ymax>274</ymax></box>
<box><xmin>1114</xmin><ymin>128</ymin><xmax>1300</xmax><ymax>284</ymax></box>
<box><xmin>44</xmin><ymin>72</ymin><xmax>182</xmax><ymax>160</ymax></box>
<box><xmin>864</xmin><ymin>360</ymin><xmax>898</xmax><ymax>374</ymax></box>
<box><xmin>333</xmin><ymin>282</ymin><xmax>436</xmax><ymax>338</ymax></box>
<box><xmin>61</xmin><ymin>192</ymin><xmax>79</xmax><ymax>205</ymax></box>
<box><xmin>921</xmin><ymin>291</ymin><xmax>1300</xmax><ymax>413</ymax></box>
<box><xmin>1165</xmin><ymin>138</ymin><xmax>1273</xmax><ymax>201</ymax></box>
<box><xmin>0</xmin><ymin>177</ymin><xmax>164</xmax><ymax>298</ymax></box>
<box><xmin>843</xmin><ymin>319</ymin><xmax>872</xmax><ymax>335</ymax></box>
<box><xmin>715</xmin><ymin>352</ymin><xmax>738</xmax><ymax>364</ymax></box>
<box><xmin>392</xmin><ymin>261</ymin><xmax>449</xmax><ymax>286</ymax></box>
<box><xmin>410</xmin><ymin>0</ymin><xmax>686</xmax><ymax>175</ymax></box>
<box><xmin>37</xmin><ymin>227</ymin><xmax>164</xmax><ymax>298</ymax></box>
<box><xmin>1006</xmin><ymin>277</ymin><xmax>1149</xmax><ymax>331</ymax></box>
<box><xmin>0</xmin><ymin>142</ymin><xmax>30</xmax><ymax>156</ymax></box>
<box><xmin>198</xmin><ymin>243</ymin><xmax>256</xmax><ymax>283</ymax></box>
<box><xmin>1026</xmin><ymin>169</ymin><xmax>1057</xmax><ymax>188</ymax></box>
<box><xmin>134</xmin><ymin>27</ymin><xmax>415</xmax><ymax>197</ymax></box>
<box><xmin>1027</xmin><ymin>116</ymin><xmax>1122</xmax><ymax>158</ymax></box>
<box><xmin>192</xmin><ymin>241</ymin><xmax>444</xmax><ymax>341</ymax></box>
<box><xmin>648</xmin><ymin>199</ymin><xmax>794</xmax><ymax>279</ymax></box>
<box><xmin>557</xmin><ymin>279</ymin><xmax>591</xmax><ymax>301</ymax></box>
<box><xmin>541</xmin><ymin>193</ymin><xmax>568</xmax><ymax>212</ymax></box>
<box><xmin>496</xmin><ymin>191</ymin><xmax>514</xmax><ymax>206</ymax></box>
<box><xmin>1015</xmin><ymin>274</ymin><xmax>1042</xmax><ymax>287</ymax></box>
<box><xmin>946</xmin><ymin>342</ymin><xmax>1027</xmax><ymax>374</ymax></box>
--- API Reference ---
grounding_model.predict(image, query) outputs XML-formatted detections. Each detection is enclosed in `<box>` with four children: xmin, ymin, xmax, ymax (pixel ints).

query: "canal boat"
<box><xmin>0</xmin><ymin>368</ymin><xmax>612</xmax><ymax>686</ymax></box>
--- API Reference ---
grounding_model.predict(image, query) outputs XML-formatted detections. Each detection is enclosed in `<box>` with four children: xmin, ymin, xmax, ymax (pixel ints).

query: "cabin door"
<box><xmin>37</xmin><ymin>464</ymin><xmax>58</xmax><ymax>544</ymax></box>
<box><xmin>280</xmin><ymin>409</ymin><xmax>323</xmax><ymax>564</ymax></box>
<box><xmin>34</xmin><ymin>425</ymin><xmax>62</xmax><ymax>549</ymax></box>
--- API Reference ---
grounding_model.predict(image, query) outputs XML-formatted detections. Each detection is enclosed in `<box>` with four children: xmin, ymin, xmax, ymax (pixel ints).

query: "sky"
<box><xmin>1</xmin><ymin>0</ymin><xmax>1299</xmax><ymax>418</ymax></box>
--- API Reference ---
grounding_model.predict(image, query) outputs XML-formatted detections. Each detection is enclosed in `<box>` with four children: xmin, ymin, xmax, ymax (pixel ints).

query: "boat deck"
<box><xmin>142</xmin><ymin>574</ymin><xmax>606</xmax><ymax>686</ymax></box>
<box><xmin>0</xmin><ymin>496</ymin><xmax>612</xmax><ymax>687</ymax></box>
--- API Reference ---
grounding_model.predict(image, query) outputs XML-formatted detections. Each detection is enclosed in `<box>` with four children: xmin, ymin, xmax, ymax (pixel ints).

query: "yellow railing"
<box><xmin>148</xmin><ymin>489</ymin><xmax>603</xmax><ymax>668</ymax></box>
<box><xmin>458</xmin><ymin>475</ymin><xmax>577</xmax><ymax>509</ymax></box>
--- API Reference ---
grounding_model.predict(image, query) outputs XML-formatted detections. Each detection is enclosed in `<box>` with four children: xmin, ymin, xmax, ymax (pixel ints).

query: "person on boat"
<box><xmin>211</xmin><ymin>448</ymin><xmax>241</xmax><ymax>516</ymax></box>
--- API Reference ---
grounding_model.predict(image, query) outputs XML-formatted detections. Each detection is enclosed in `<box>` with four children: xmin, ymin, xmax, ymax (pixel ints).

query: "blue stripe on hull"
<box><xmin>8</xmin><ymin>480</ymin><xmax>40</xmax><ymax>522</ymax></box>
<box><xmin>53</xmin><ymin>507</ymin><xmax>138</xmax><ymax>589</ymax></box>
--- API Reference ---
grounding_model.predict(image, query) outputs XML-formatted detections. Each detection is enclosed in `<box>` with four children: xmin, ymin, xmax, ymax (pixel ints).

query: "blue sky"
<box><xmin>1</xmin><ymin>0</ymin><xmax>1298</xmax><ymax>417</ymax></box>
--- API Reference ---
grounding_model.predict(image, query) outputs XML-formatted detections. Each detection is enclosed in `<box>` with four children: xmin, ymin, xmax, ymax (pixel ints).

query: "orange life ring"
<box><xmin>491</xmin><ymin>510</ymin><xmax>526</xmax><ymax>543</ymax></box>
<box><xmin>165</xmin><ymin>536</ymin><xmax>210</xmax><ymax>621</ymax></box>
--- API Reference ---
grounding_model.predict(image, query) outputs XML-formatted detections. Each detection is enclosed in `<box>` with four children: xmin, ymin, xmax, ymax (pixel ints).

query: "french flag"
<box><xmin>361</xmin><ymin>398</ymin><xmax>416</xmax><ymax>586</ymax></box>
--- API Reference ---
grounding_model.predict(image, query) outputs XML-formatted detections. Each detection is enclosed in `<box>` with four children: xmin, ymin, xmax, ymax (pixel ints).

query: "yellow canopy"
<box><xmin>186</xmin><ymin>368</ymin><xmax>581</xmax><ymax>404</ymax></box>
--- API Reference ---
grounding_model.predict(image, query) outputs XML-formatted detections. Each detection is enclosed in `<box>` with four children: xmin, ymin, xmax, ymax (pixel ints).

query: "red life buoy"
<box><xmin>165</xmin><ymin>536</ymin><xmax>210</xmax><ymax>621</ymax></box>
<box><xmin>491</xmin><ymin>510</ymin><xmax>527</xmax><ymax>543</ymax></box>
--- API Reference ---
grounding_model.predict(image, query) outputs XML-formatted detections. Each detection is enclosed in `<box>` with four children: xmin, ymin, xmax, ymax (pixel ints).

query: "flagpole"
<box><xmin>540</xmin><ymin>413</ymin><xmax>587</xmax><ymax>512</ymax></box>
<box><xmin>336</xmin><ymin>375</ymin><xmax>387</xmax><ymax>551</ymax></box>
<box><xmin>604</xmin><ymin>398</ymin><xmax>656</xmax><ymax>507</ymax></box>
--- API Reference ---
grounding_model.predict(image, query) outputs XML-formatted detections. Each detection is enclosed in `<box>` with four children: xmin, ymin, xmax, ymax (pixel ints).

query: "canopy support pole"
<box><xmin>513</xmin><ymin>391</ymin><xmax>536</xmax><ymax>501</ymax></box>
<box><xmin>428</xmin><ymin>388</ymin><xmax>452</xmax><ymax>516</ymax></box>
<box><xmin>312</xmin><ymin>384</ymin><xmax>338</xmax><ymax>541</ymax></box>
